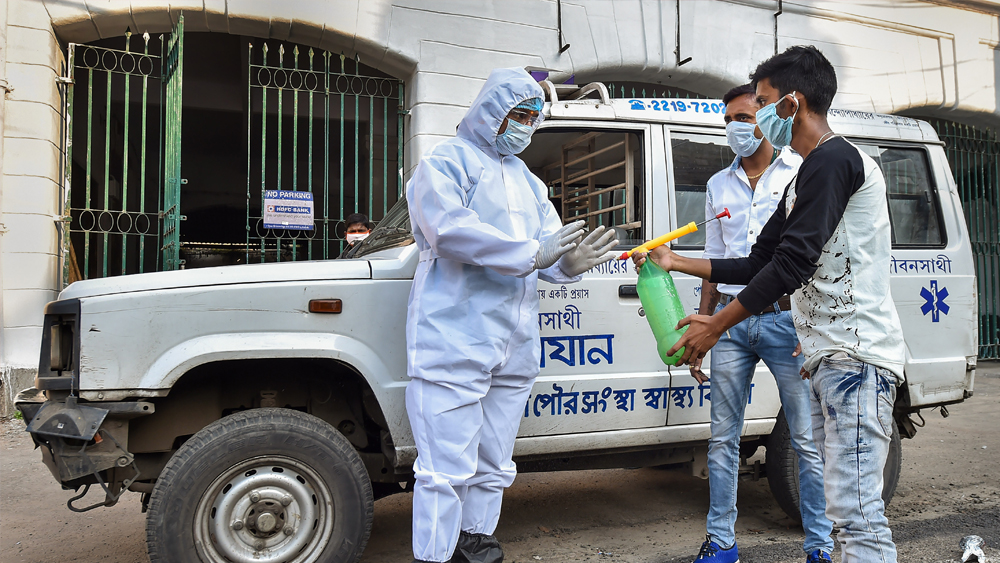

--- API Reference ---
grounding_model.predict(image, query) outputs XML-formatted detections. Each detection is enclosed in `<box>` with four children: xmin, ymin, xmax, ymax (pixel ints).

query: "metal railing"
<box><xmin>933</xmin><ymin>120</ymin><xmax>1000</xmax><ymax>359</ymax></box>
<box><xmin>606</xmin><ymin>82</ymin><xmax>708</xmax><ymax>100</ymax></box>
<box><xmin>161</xmin><ymin>16</ymin><xmax>184</xmax><ymax>271</ymax></box>
<box><xmin>246</xmin><ymin>43</ymin><xmax>405</xmax><ymax>262</ymax></box>
<box><xmin>62</xmin><ymin>26</ymin><xmax>406</xmax><ymax>277</ymax></box>
<box><xmin>63</xmin><ymin>25</ymin><xmax>179</xmax><ymax>281</ymax></box>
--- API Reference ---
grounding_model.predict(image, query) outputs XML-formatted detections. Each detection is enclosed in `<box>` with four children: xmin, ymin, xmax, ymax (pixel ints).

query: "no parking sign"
<box><xmin>263</xmin><ymin>190</ymin><xmax>314</xmax><ymax>230</ymax></box>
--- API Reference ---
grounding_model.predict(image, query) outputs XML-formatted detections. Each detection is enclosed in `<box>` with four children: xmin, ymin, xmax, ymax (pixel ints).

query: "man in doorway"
<box><xmin>338</xmin><ymin>212</ymin><xmax>373</xmax><ymax>258</ymax></box>
<box><xmin>690</xmin><ymin>83</ymin><xmax>833</xmax><ymax>563</ymax></box>
<box><xmin>405</xmin><ymin>67</ymin><xmax>618</xmax><ymax>563</ymax></box>
<box><xmin>636</xmin><ymin>46</ymin><xmax>904</xmax><ymax>563</ymax></box>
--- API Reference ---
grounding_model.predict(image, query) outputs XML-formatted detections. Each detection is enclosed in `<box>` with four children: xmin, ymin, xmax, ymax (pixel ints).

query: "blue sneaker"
<box><xmin>693</xmin><ymin>535</ymin><xmax>739</xmax><ymax>562</ymax></box>
<box><xmin>806</xmin><ymin>550</ymin><xmax>832</xmax><ymax>563</ymax></box>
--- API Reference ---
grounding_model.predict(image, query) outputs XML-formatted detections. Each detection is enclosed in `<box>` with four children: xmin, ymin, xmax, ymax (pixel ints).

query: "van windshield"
<box><xmin>350</xmin><ymin>126</ymin><xmax>651</xmax><ymax>258</ymax></box>
<box><xmin>346</xmin><ymin>198</ymin><xmax>414</xmax><ymax>258</ymax></box>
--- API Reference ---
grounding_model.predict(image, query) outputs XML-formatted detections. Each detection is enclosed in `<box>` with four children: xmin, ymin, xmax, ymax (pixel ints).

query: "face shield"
<box><xmin>507</xmin><ymin>107</ymin><xmax>543</xmax><ymax>129</ymax></box>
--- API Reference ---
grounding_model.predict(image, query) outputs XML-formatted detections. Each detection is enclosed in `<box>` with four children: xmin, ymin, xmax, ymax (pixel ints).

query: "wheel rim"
<box><xmin>193</xmin><ymin>455</ymin><xmax>335</xmax><ymax>563</ymax></box>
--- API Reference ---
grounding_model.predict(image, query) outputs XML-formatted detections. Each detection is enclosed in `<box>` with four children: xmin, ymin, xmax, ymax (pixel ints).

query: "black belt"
<box><xmin>719</xmin><ymin>293</ymin><xmax>792</xmax><ymax>314</ymax></box>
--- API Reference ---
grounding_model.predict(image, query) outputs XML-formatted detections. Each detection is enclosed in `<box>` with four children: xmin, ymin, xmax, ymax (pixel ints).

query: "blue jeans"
<box><xmin>707</xmin><ymin>305</ymin><xmax>833</xmax><ymax>555</ymax></box>
<box><xmin>810</xmin><ymin>353</ymin><xmax>898</xmax><ymax>563</ymax></box>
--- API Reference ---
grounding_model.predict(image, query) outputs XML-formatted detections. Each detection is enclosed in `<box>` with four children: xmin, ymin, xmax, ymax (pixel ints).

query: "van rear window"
<box><xmin>858</xmin><ymin>145</ymin><xmax>944</xmax><ymax>247</ymax></box>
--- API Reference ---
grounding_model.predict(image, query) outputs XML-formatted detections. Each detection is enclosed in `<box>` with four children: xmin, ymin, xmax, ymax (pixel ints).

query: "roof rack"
<box><xmin>539</xmin><ymin>80</ymin><xmax>611</xmax><ymax>105</ymax></box>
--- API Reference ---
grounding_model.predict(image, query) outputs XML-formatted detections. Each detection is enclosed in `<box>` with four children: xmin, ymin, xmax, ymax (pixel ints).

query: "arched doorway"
<box><xmin>63</xmin><ymin>15</ymin><xmax>405</xmax><ymax>280</ymax></box>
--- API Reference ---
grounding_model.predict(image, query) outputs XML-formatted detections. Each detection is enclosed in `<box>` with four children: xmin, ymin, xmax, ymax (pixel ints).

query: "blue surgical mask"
<box><xmin>755</xmin><ymin>91</ymin><xmax>798</xmax><ymax>148</ymax></box>
<box><xmin>496</xmin><ymin>119</ymin><xmax>534</xmax><ymax>155</ymax></box>
<box><xmin>726</xmin><ymin>121</ymin><xmax>764</xmax><ymax>157</ymax></box>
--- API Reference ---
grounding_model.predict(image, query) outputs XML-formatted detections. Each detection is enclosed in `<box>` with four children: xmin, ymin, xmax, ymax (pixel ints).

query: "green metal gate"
<box><xmin>933</xmin><ymin>120</ymin><xmax>1000</xmax><ymax>359</ymax></box>
<box><xmin>246</xmin><ymin>42</ymin><xmax>405</xmax><ymax>262</ymax></box>
<box><xmin>160</xmin><ymin>15</ymin><xmax>185</xmax><ymax>270</ymax></box>
<box><xmin>63</xmin><ymin>16</ymin><xmax>185</xmax><ymax>281</ymax></box>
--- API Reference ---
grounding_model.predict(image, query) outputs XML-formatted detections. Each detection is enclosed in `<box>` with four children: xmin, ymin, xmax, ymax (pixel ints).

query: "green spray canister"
<box><xmin>636</xmin><ymin>259</ymin><xmax>688</xmax><ymax>366</ymax></box>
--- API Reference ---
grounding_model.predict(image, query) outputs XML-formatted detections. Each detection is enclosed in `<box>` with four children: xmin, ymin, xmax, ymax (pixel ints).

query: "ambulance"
<box><xmin>16</xmin><ymin>81</ymin><xmax>977</xmax><ymax>563</ymax></box>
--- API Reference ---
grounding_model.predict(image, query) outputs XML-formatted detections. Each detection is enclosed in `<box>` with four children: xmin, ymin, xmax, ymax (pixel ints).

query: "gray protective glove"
<box><xmin>559</xmin><ymin>225</ymin><xmax>619</xmax><ymax>277</ymax></box>
<box><xmin>535</xmin><ymin>220</ymin><xmax>586</xmax><ymax>270</ymax></box>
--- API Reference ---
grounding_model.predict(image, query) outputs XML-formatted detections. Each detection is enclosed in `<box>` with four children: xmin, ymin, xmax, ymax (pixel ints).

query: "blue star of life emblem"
<box><xmin>920</xmin><ymin>280</ymin><xmax>949</xmax><ymax>322</ymax></box>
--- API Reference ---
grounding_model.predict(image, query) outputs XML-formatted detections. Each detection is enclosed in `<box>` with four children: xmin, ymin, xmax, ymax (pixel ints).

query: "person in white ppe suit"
<box><xmin>405</xmin><ymin>67</ymin><xmax>618</xmax><ymax>563</ymax></box>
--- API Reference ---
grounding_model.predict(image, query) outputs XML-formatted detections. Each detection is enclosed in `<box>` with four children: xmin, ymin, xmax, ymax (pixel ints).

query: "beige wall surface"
<box><xmin>2</xmin><ymin>0</ymin><xmax>65</xmax><ymax>412</ymax></box>
<box><xmin>1</xmin><ymin>0</ymin><xmax>998</xmax><ymax>409</ymax></box>
<box><xmin>33</xmin><ymin>0</ymin><xmax>1000</xmax><ymax>165</ymax></box>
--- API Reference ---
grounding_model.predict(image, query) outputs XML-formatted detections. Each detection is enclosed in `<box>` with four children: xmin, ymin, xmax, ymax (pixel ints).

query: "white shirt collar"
<box><xmin>729</xmin><ymin>146</ymin><xmax>799</xmax><ymax>172</ymax></box>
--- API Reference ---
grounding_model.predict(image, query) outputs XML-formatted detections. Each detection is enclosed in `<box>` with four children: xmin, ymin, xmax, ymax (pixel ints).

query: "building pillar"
<box><xmin>0</xmin><ymin>0</ymin><xmax>11</xmax><ymax>416</ymax></box>
<box><xmin>1</xmin><ymin>0</ymin><xmax>64</xmax><ymax>416</ymax></box>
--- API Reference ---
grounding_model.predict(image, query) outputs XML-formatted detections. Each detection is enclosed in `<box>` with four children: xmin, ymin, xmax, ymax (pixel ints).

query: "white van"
<box><xmin>518</xmin><ymin>80</ymin><xmax>977</xmax><ymax>517</ymax></box>
<box><xmin>16</xmin><ymin>81</ymin><xmax>977</xmax><ymax>563</ymax></box>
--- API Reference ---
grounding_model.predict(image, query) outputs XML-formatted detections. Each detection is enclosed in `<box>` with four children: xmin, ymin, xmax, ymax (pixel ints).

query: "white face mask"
<box><xmin>346</xmin><ymin>232</ymin><xmax>369</xmax><ymax>244</ymax></box>
<box><xmin>726</xmin><ymin>121</ymin><xmax>764</xmax><ymax>158</ymax></box>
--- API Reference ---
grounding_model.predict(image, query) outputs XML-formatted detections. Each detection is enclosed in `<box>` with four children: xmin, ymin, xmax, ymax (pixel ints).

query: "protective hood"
<box><xmin>456</xmin><ymin>67</ymin><xmax>544</xmax><ymax>152</ymax></box>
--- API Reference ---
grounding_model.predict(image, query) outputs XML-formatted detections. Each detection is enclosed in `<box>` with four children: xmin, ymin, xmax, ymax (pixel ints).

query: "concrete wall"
<box><xmin>1</xmin><ymin>0</ymin><xmax>64</xmax><ymax>415</ymax></box>
<box><xmin>1</xmin><ymin>0</ymin><xmax>999</xmax><ymax>414</ymax></box>
<box><xmin>34</xmin><ymin>0</ymin><xmax>1000</xmax><ymax>172</ymax></box>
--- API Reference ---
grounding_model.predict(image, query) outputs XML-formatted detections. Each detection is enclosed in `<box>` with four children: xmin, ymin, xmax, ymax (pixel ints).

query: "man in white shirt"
<box><xmin>690</xmin><ymin>84</ymin><xmax>833</xmax><ymax>563</ymax></box>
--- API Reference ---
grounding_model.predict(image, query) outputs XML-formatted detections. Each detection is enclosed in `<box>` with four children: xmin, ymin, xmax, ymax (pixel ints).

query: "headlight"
<box><xmin>49</xmin><ymin>320</ymin><xmax>74</xmax><ymax>372</ymax></box>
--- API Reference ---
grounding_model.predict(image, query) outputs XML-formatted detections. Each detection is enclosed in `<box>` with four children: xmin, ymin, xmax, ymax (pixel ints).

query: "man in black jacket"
<box><xmin>636</xmin><ymin>46</ymin><xmax>904</xmax><ymax>563</ymax></box>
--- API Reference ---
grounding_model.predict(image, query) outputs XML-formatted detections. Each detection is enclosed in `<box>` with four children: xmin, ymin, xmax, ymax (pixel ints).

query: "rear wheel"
<box><xmin>146</xmin><ymin>408</ymin><xmax>373</xmax><ymax>563</ymax></box>
<box><xmin>765</xmin><ymin>409</ymin><xmax>902</xmax><ymax>523</ymax></box>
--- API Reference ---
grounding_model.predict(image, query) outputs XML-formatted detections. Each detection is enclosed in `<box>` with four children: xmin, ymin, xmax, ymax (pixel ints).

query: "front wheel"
<box><xmin>146</xmin><ymin>408</ymin><xmax>374</xmax><ymax>563</ymax></box>
<box><xmin>765</xmin><ymin>409</ymin><xmax>902</xmax><ymax>523</ymax></box>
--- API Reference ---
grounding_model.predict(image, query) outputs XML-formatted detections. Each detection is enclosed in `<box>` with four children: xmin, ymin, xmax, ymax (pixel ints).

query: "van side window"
<box><xmin>858</xmin><ymin>145</ymin><xmax>944</xmax><ymax>247</ymax></box>
<box><xmin>524</xmin><ymin>129</ymin><xmax>645</xmax><ymax>247</ymax></box>
<box><xmin>670</xmin><ymin>133</ymin><xmax>734</xmax><ymax>248</ymax></box>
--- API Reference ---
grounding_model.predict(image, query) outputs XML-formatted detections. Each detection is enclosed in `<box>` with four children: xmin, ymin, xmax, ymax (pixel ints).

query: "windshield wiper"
<box><xmin>363</xmin><ymin>227</ymin><xmax>410</xmax><ymax>245</ymax></box>
<box><xmin>374</xmin><ymin>227</ymin><xmax>411</xmax><ymax>237</ymax></box>
<box><xmin>352</xmin><ymin>226</ymin><xmax>411</xmax><ymax>253</ymax></box>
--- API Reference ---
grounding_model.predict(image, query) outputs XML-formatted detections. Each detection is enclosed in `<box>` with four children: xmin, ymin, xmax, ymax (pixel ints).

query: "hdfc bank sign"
<box><xmin>263</xmin><ymin>190</ymin><xmax>314</xmax><ymax>230</ymax></box>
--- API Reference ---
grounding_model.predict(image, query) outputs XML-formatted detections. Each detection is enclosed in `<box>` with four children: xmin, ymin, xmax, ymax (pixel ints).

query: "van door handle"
<box><xmin>619</xmin><ymin>284</ymin><xmax>638</xmax><ymax>298</ymax></box>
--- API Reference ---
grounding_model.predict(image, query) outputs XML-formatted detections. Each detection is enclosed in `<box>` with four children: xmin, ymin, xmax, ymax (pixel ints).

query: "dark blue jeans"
<box><xmin>707</xmin><ymin>305</ymin><xmax>833</xmax><ymax>555</ymax></box>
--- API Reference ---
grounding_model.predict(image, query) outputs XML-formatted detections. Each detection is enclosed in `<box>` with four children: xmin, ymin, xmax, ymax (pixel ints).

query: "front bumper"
<box><xmin>16</xmin><ymin>388</ymin><xmax>154</xmax><ymax>487</ymax></box>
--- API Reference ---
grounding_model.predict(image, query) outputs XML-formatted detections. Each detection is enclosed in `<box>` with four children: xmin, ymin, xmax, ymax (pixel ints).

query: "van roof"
<box><xmin>538</xmin><ymin>82</ymin><xmax>941</xmax><ymax>144</ymax></box>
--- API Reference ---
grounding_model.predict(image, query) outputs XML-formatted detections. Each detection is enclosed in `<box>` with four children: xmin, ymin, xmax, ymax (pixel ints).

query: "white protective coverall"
<box><xmin>405</xmin><ymin>68</ymin><xmax>581</xmax><ymax>562</ymax></box>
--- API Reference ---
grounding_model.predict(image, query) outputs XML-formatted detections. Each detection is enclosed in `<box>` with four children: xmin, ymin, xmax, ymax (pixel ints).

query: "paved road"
<box><xmin>3</xmin><ymin>364</ymin><xmax>998</xmax><ymax>563</ymax></box>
